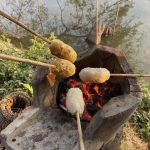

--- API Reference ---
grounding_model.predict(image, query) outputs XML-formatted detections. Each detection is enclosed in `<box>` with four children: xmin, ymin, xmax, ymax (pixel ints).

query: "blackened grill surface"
<box><xmin>56</xmin><ymin>74</ymin><xmax>122</xmax><ymax>122</ymax></box>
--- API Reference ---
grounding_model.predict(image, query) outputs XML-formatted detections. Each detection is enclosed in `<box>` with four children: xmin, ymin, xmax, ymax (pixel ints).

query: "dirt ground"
<box><xmin>120</xmin><ymin>123</ymin><xmax>149</xmax><ymax>150</ymax></box>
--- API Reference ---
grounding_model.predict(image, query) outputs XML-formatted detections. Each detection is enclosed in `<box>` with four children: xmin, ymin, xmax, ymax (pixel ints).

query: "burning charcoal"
<box><xmin>86</xmin><ymin>104</ymin><xmax>100</xmax><ymax>116</ymax></box>
<box><xmin>92</xmin><ymin>95</ymin><xmax>103</xmax><ymax>108</ymax></box>
<box><xmin>81</xmin><ymin>109</ymin><xmax>92</xmax><ymax>121</ymax></box>
<box><xmin>68</xmin><ymin>79</ymin><xmax>77</xmax><ymax>87</ymax></box>
<box><xmin>56</xmin><ymin>74</ymin><xmax>122</xmax><ymax>122</ymax></box>
<box><xmin>88</xmin><ymin>83</ymin><xmax>97</xmax><ymax>94</ymax></box>
<box><xmin>83</xmin><ymin>93</ymin><xmax>93</xmax><ymax>103</ymax></box>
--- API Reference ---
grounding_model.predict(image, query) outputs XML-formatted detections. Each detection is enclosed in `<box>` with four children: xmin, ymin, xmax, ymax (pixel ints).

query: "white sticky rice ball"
<box><xmin>79</xmin><ymin>67</ymin><xmax>110</xmax><ymax>83</ymax></box>
<box><xmin>66</xmin><ymin>88</ymin><xmax>85</xmax><ymax>116</ymax></box>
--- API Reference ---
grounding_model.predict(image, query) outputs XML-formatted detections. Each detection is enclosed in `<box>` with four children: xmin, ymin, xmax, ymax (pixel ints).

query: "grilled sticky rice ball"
<box><xmin>79</xmin><ymin>67</ymin><xmax>110</xmax><ymax>83</ymax></box>
<box><xmin>50</xmin><ymin>57</ymin><xmax>76</xmax><ymax>78</ymax></box>
<box><xmin>50</xmin><ymin>39</ymin><xmax>77</xmax><ymax>63</ymax></box>
<box><xmin>66</xmin><ymin>88</ymin><xmax>85</xmax><ymax>116</ymax></box>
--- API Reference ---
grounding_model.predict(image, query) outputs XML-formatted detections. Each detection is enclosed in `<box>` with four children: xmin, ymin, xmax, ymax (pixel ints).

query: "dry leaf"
<box><xmin>47</xmin><ymin>72</ymin><xmax>56</xmax><ymax>87</ymax></box>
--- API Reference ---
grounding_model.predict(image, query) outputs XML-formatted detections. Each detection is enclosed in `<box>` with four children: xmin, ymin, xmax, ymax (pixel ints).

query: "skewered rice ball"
<box><xmin>66</xmin><ymin>88</ymin><xmax>85</xmax><ymax>116</ymax></box>
<box><xmin>50</xmin><ymin>57</ymin><xmax>76</xmax><ymax>78</ymax></box>
<box><xmin>79</xmin><ymin>67</ymin><xmax>110</xmax><ymax>83</ymax></box>
<box><xmin>50</xmin><ymin>39</ymin><xmax>77</xmax><ymax>63</ymax></box>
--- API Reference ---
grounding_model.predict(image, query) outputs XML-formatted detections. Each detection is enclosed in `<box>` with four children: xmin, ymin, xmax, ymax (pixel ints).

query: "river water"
<box><xmin>0</xmin><ymin>0</ymin><xmax>150</xmax><ymax>74</ymax></box>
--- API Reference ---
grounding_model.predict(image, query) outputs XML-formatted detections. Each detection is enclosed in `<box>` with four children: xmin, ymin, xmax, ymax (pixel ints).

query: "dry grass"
<box><xmin>0</xmin><ymin>39</ymin><xmax>20</xmax><ymax>51</ymax></box>
<box><xmin>120</xmin><ymin>123</ymin><xmax>149</xmax><ymax>150</ymax></box>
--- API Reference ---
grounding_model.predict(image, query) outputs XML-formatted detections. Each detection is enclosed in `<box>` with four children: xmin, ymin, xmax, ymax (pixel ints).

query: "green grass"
<box><xmin>130</xmin><ymin>81</ymin><xmax>150</xmax><ymax>142</ymax></box>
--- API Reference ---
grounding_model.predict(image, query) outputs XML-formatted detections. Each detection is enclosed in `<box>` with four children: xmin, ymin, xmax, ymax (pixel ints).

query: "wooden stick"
<box><xmin>96</xmin><ymin>0</ymin><xmax>99</xmax><ymax>45</ymax></box>
<box><xmin>0</xmin><ymin>53</ymin><xmax>56</xmax><ymax>69</ymax></box>
<box><xmin>113</xmin><ymin>4</ymin><xmax>120</xmax><ymax>35</ymax></box>
<box><xmin>110</xmin><ymin>74</ymin><xmax>150</xmax><ymax>77</ymax></box>
<box><xmin>76</xmin><ymin>112</ymin><xmax>85</xmax><ymax>150</ymax></box>
<box><xmin>0</xmin><ymin>10</ymin><xmax>51</xmax><ymax>44</ymax></box>
<box><xmin>0</xmin><ymin>53</ymin><xmax>150</xmax><ymax>78</ymax></box>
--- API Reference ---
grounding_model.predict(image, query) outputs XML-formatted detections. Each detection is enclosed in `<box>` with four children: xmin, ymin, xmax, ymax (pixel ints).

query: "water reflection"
<box><xmin>0</xmin><ymin>0</ymin><xmax>149</xmax><ymax>73</ymax></box>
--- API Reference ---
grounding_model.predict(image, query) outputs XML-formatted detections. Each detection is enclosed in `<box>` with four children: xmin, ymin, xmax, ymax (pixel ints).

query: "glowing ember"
<box><xmin>56</xmin><ymin>75</ymin><xmax>122</xmax><ymax>121</ymax></box>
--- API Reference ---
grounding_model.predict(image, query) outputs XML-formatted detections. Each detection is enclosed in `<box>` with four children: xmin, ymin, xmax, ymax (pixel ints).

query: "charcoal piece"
<box><xmin>86</xmin><ymin>104</ymin><xmax>100</xmax><ymax>116</ymax></box>
<box><xmin>76</xmin><ymin>82</ymin><xmax>82</xmax><ymax>88</ymax></box>
<box><xmin>88</xmin><ymin>83</ymin><xmax>97</xmax><ymax>94</ymax></box>
<box><xmin>58</xmin><ymin>81</ymin><xmax>68</xmax><ymax>93</ymax></box>
<box><xmin>92</xmin><ymin>95</ymin><xmax>101</xmax><ymax>103</ymax></box>
<box><xmin>99</xmin><ymin>97</ymin><xmax>108</xmax><ymax>106</ymax></box>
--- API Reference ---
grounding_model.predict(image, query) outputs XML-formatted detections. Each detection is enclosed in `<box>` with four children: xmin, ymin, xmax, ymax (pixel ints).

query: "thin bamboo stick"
<box><xmin>0</xmin><ymin>54</ymin><xmax>150</xmax><ymax>78</ymax></box>
<box><xmin>0</xmin><ymin>10</ymin><xmax>51</xmax><ymax>44</ymax></box>
<box><xmin>76</xmin><ymin>112</ymin><xmax>85</xmax><ymax>150</ymax></box>
<box><xmin>110</xmin><ymin>74</ymin><xmax>150</xmax><ymax>77</ymax></box>
<box><xmin>0</xmin><ymin>54</ymin><xmax>56</xmax><ymax>69</ymax></box>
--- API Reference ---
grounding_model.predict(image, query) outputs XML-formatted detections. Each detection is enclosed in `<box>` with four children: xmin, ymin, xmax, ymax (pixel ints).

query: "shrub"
<box><xmin>130</xmin><ymin>81</ymin><xmax>150</xmax><ymax>141</ymax></box>
<box><xmin>0</xmin><ymin>33</ymin><xmax>56</xmax><ymax>98</ymax></box>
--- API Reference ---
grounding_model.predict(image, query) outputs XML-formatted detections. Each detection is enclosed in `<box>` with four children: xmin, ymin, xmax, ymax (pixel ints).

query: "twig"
<box><xmin>0</xmin><ymin>53</ymin><xmax>56</xmax><ymax>69</ymax></box>
<box><xmin>76</xmin><ymin>112</ymin><xmax>85</xmax><ymax>150</ymax></box>
<box><xmin>37</xmin><ymin>0</ymin><xmax>45</xmax><ymax>35</ymax></box>
<box><xmin>56</xmin><ymin>0</ymin><xmax>68</xmax><ymax>30</ymax></box>
<box><xmin>0</xmin><ymin>10</ymin><xmax>51</xmax><ymax>44</ymax></box>
<box><xmin>96</xmin><ymin>0</ymin><xmax>99</xmax><ymax>45</ymax></box>
<box><xmin>113</xmin><ymin>4</ymin><xmax>120</xmax><ymax>35</ymax></box>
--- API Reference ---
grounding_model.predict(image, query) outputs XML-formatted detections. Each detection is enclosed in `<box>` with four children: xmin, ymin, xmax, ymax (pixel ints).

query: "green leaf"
<box><xmin>21</xmin><ymin>83</ymin><xmax>33</xmax><ymax>95</ymax></box>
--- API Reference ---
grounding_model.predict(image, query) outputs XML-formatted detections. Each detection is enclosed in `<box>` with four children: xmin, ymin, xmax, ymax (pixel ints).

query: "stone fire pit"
<box><xmin>0</xmin><ymin>45</ymin><xmax>142</xmax><ymax>150</ymax></box>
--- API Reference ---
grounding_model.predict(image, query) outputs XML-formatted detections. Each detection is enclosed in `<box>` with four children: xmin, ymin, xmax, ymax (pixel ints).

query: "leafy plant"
<box><xmin>130</xmin><ymin>81</ymin><xmax>150</xmax><ymax>141</ymax></box>
<box><xmin>0</xmin><ymin>34</ymin><xmax>11</xmax><ymax>43</ymax></box>
<box><xmin>0</xmin><ymin>33</ymin><xmax>56</xmax><ymax>99</ymax></box>
<box><xmin>21</xmin><ymin>83</ymin><xmax>33</xmax><ymax>96</ymax></box>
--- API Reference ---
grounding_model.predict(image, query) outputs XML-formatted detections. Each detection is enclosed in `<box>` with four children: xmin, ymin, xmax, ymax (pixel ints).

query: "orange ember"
<box><xmin>57</xmin><ymin>75</ymin><xmax>121</xmax><ymax>121</ymax></box>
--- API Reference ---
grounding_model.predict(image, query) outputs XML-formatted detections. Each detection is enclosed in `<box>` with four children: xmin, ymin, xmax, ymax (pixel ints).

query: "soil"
<box><xmin>120</xmin><ymin>123</ymin><xmax>148</xmax><ymax>150</ymax></box>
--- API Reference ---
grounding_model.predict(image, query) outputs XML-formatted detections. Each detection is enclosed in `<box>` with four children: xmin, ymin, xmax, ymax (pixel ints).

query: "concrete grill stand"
<box><xmin>0</xmin><ymin>45</ymin><xmax>142</xmax><ymax>150</ymax></box>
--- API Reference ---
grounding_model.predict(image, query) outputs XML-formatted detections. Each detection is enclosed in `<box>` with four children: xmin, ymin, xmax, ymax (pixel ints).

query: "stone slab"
<box><xmin>0</xmin><ymin>107</ymin><xmax>79</xmax><ymax>150</ymax></box>
<box><xmin>0</xmin><ymin>106</ymin><xmax>40</xmax><ymax>150</ymax></box>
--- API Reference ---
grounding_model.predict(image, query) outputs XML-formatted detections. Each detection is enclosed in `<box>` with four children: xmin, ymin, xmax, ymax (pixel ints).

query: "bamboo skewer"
<box><xmin>66</xmin><ymin>88</ymin><xmax>85</xmax><ymax>150</ymax></box>
<box><xmin>76</xmin><ymin>112</ymin><xmax>85</xmax><ymax>150</ymax></box>
<box><xmin>0</xmin><ymin>53</ymin><xmax>150</xmax><ymax>78</ymax></box>
<box><xmin>0</xmin><ymin>10</ymin><xmax>51</xmax><ymax>44</ymax></box>
<box><xmin>0</xmin><ymin>54</ymin><xmax>56</xmax><ymax>69</ymax></box>
<box><xmin>110</xmin><ymin>74</ymin><xmax>150</xmax><ymax>77</ymax></box>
